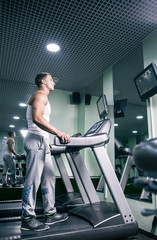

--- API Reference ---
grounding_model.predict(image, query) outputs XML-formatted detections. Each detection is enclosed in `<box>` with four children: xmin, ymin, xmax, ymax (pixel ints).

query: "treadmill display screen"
<box><xmin>97</xmin><ymin>94</ymin><xmax>109</xmax><ymax>119</ymax></box>
<box><xmin>85</xmin><ymin>120</ymin><xmax>104</xmax><ymax>135</ymax></box>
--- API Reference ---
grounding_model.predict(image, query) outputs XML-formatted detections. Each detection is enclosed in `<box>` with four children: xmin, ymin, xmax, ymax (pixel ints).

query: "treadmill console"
<box><xmin>84</xmin><ymin>94</ymin><xmax>111</xmax><ymax>137</ymax></box>
<box><xmin>97</xmin><ymin>94</ymin><xmax>109</xmax><ymax>119</ymax></box>
<box><xmin>84</xmin><ymin>119</ymin><xmax>104</xmax><ymax>136</ymax></box>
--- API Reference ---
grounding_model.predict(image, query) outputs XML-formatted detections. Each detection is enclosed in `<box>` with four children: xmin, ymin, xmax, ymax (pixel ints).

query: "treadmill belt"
<box><xmin>0</xmin><ymin>212</ymin><xmax>139</xmax><ymax>240</ymax></box>
<box><xmin>0</xmin><ymin>215</ymin><xmax>92</xmax><ymax>239</ymax></box>
<box><xmin>0</xmin><ymin>200</ymin><xmax>43</xmax><ymax>218</ymax></box>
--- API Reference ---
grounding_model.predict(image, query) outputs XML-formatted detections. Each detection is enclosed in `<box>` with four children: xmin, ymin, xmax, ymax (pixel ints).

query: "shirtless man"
<box><xmin>2</xmin><ymin>131</ymin><xmax>20</xmax><ymax>187</ymax></box>
<box><xmin>21</xmin><ymin>72</ymin><xmax>70</xmax><ymax>231</ymax></box>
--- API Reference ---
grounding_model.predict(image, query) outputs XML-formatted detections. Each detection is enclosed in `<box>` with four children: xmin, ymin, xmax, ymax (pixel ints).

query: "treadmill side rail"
<box><xmin>54</xmin><ymin>154</ymin><xmax>74</xmax><ymax>193</ymax></box>
<box><xmin>120</xmin><ymin>155</ymin><xmax>134</xmax><ymax>191</ymax></box>
<box><xmin>66</xmin><ymin>152</ymin><xmax>90</xmax><ymax>204</ymax></box>
<box><xmin>69</xmin><ymin>151</ymin><xmax>100</xmax><ymax>204</ymax></box>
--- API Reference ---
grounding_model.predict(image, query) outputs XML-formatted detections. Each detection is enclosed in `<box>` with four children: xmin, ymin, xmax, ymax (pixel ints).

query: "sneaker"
<box><xmin>21</xmin><ymin>217</ymin><xmax>50</xmax><ymax>231</ymax></box>
<box><xmin>2</xmin><ymin>183</ymin><xmax>11</xmax><ymax>188</ymax></box>
<box><xmin>12</xmin><ymin>183</ymin><xmax>22</xmax><ymax>187</ymax></box>
<box><xmin>45</xmin><ymin>212</ymin><xmax>68</xmax><ymax>225</ymax></box>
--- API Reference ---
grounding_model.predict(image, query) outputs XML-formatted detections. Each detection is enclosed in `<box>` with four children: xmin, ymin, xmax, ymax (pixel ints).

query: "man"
<box><xmin>2</xmin><ymin>131</ymin><xmax>20</xmax><ymax>187</ymax></box>
<box><xmin>21</xmin><ymin>72</ymin><xmax>70</xmax><ymax>231</ymax></box>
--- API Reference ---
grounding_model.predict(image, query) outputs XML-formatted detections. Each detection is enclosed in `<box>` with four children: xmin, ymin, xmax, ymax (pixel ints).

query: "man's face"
<box><xmin>44</xmin><ymin>74</ymin><xmax>55</xmax><ymax>91</ymax></box>
<box><xmin>12</xmin><ymin>131</ymin><xmax>16</xmax><ymax>138</ymax></box>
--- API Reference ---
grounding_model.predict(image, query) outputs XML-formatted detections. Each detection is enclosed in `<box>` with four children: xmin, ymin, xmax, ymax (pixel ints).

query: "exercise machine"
<box><xmin>133</xmin><ymin>138</ymin><xmax>157</xmax><ymax>235</ymax></box>
<box><xmin>0</xmin><ymin>94</ymin><xmax>138</xmax><ymax>240</ymax></box>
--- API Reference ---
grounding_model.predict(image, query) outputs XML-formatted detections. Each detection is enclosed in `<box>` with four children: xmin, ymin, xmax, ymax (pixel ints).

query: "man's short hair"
<box><xmin>8</xmin><ymin>131</ymin><xmax>14</xmax><ymax>137</ymax></box>
<box><xmin>35</xmin><ymin>72</ymin><xmax>50</xmax><ymax>88</ymax></box>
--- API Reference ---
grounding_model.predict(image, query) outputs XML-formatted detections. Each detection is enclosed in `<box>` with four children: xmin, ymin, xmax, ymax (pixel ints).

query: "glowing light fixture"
<box><xmin>114</xmin><ymin>123</ymin><xmax>119</xmax><ymax>127</ymax></box>
<box><xmin>19</xmin><ymin>103</ymin><xmax>27</xmax><ymax>107</ymax></box>
<box><xmin>13</xmin><ymin>116</ymin><xmax>20</xmax><ymax>119</ymax></box>
<box><xmin>132</xmin><ymin>130</ymin><xmax>137</xmax><ymax>134</ymax></box>
<box><xmin>136</xmin><ymin>116</ymin><xmax>143</xmax><ymax>119</ymax></box>
<box><xmin>9</xmin><ymin>125</ymin><xmax>15</xmax><ymax>128</ymax></box>
<box><xmin>47</xmin><ymin>43</ymin><xmax>60</xmax><ymax>52</ymax></box>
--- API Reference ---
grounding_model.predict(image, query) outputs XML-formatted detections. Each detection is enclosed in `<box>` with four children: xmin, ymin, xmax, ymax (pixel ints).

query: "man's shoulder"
<box><xmin>7</xmin><ymin>138</ymin><xmax>14</xmax><ymax>144</ymax></box>
<box><xmin>29</xmin><ymin>92</ymin><xmax>48</xmax><ymax>105</ymax></box>
<box><xmin>35</xmin><ymin>92</ymin><xmax>48</xmax><ymax>102</ymax></box>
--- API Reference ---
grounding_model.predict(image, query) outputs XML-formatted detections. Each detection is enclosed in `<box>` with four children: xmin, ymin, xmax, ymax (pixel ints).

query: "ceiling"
<box><xmin>1</xmin><ymin>0</ymin><xmax>157</xmax><ymax>141</ymax></box>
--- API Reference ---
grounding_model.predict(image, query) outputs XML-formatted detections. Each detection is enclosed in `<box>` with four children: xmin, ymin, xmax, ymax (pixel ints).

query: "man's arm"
<box><xmin>32</xmin><ymin>93</ymin><xmax>70</xmax><ymax>143</ymax></box>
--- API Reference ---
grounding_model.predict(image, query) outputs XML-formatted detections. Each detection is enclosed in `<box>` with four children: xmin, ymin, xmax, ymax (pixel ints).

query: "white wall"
<box><xmin>48</xmin><ymin>89</ymin><xmax>78</xmax><ymax>176</ymax></box>
<box><xmin>48</xmin><ymin>89</ymin><xmax>78</xmax><ymax>141</ymax></box>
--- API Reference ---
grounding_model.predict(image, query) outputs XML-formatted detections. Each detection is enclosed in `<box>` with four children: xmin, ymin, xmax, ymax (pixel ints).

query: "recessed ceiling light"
<box><xmin>47</xmin><ymin>43</ymin><xmax>60</xmax><ymax>52</ymax></box>
<box><xmin>13</xmin><ymin>116</ymin><xmax>20</xmax><ymax>119</ymax></box>
<box><xmin>114</xmin><ymin>123</ymin><xmax>119</xmax><ymax>127</ymax></box>
<box><xmin>136</xmin><ymin>116</ymin><xmax>143</xmax><ymax>119</ymax></box>
<box><xmin>132</xmin><ymin>130</ymin><xmax>137</xmax><ymax>133</ymax></box>
<box><xmin>3</xmin><ymin>136</ymin><xmax>7</xmax><ymax>139</ymax></box>
<box><xmin>9</xmin><ymin>125</ymin><xmax>15</xmax><ymax>128</ymax></box>
<box><xmin>19</xmin><ymin>103</ymin><xmax>27</xmax><ymax>107</ymax></box>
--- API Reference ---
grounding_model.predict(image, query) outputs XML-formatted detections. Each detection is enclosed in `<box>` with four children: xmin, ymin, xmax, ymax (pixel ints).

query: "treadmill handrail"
<box><xmin>115</xmin><ymin>138</ymin><xmax>132</xmax><ymax>156</ymax></box>
<box><xmin>54</xmin><ymin>133</ymin><xmax>109</xmax><ymax>148</ymax></box>
<box><xmin>50</xmin><ymin>145</ymin><xmax>67</xmax><ymax>154</ymax></box>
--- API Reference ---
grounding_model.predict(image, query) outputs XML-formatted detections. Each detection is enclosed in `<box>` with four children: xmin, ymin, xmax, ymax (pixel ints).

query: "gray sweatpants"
<box><xmin>22</xmin><ymin>132</ymin><xmax>56</xmax><ymax>219</ymax></box>
<box><xmin>2</xmin><ymin>154</ymin><xmax>16</xmax><ymax>185</ymax></box>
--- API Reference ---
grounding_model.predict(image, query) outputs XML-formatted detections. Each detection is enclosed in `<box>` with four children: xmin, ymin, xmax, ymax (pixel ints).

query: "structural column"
<box><xmin>143</xmin><ymin>29</ymin><xmax>157</xmax><ymax>138</ymax></box>
<box><xmin>103</xmin><ymin>66</ymin><xmax>115</xmax><ymax>166</ymax></box>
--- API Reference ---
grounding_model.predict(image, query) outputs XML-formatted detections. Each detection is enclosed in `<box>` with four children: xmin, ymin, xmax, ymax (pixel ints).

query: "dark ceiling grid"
<box><xmin>1</xmin><ymin>0</ymin><xmax>156</xmax><ymax>90</ymax></box>
<box><xmin>113</xmin><ymin>43</ymin><xmax>145</xmax><ymax>104</ymax></box>
<box><xmin>1</xmin><ymin>0</ymin><xmax>157</xmax><ymax>135</ymax></box>
<box><xmin>0</xmin><ymin>79</ymin><xmax>37</xmax><ymax>107</ymax></box>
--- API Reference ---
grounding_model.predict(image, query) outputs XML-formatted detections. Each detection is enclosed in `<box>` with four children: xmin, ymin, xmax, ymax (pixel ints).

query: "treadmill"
<box><xmin>0</xmin><ymin>94</ymin><xmax>138</xmax><ymax>240</ymax></box>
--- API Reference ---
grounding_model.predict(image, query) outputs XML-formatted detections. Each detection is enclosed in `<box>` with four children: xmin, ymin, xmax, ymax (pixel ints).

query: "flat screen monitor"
<box><xmin>114</xmin><ymin>99</ymin><xmax>127</xmax><ymax>118</ymax></box>
<box><xmin>96</xmin><ymin>94</ymin><xmax>109</xmax><ymax>119</ymax></box>
<box><xmin>134</xmin><ymin>62</ymin><xmax>157</xmax><ymax>102</ymax></box>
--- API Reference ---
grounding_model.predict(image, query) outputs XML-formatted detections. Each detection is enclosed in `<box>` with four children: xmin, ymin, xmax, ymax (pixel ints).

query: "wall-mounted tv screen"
<box><xmin>96</xmin><ymin>94</ymin><xmax>109</xmax><ymax>119</ymax></box>
<box><xmin>114</xmin><ymin>99</ymin><xmax>127</xmax><ymax>118</ymax></box>
<box><xmin>134</xmin><ymin>62</ymin><xmax>157</xmax><ymax>102</ymax></box>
